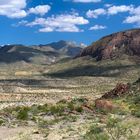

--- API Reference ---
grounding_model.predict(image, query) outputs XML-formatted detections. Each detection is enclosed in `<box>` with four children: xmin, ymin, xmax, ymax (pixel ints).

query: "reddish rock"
<box><xmin>95</xmin><ymin>99</ymin><xmax>117</xmax><ymax>112</ymax></box>
<box><xmin>101</xmin><ymin>83</ymin><xmax>130</xmax><ymax>99</ymax></box>
<box><xmin>77</xmin><ymin>29</ymin><xmax>140</xmax><ymax>60</ymax></box>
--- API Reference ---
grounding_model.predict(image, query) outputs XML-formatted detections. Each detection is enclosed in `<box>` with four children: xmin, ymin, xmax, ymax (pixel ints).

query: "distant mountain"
<box><xmin>37</xmin><ymin>40</ymin><xmax>83</xmax><ymax>57</ymax></box>
<box><xmin>0</xmin><ymin>44</ymin><xmax>57</xmax><ymax>64</ymax></box>
<box><xmin>0</xmin><ymin>41</ymin><xmax>83</xmax><ymax>64</ymax></box>
<box><xmin>77</xmin><ymin>29</ymin><xmax>140</xmax><ymax>61</ymax></box>
<box><xmin>43</xmin><ymin>40</ymin><xmax>69</xmax><ymax>50</ymax></box>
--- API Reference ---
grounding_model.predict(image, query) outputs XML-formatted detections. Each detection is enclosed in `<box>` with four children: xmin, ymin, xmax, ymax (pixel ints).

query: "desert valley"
<box><xmin>0</xmin><ymin>29</ymin><xmax>139</xmax><ymax>140</ymax></box>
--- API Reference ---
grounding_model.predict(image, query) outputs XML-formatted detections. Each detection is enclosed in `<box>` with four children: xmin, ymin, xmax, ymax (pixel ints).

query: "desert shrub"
<box><xmin>84</xmin><ymin>124</ymin><xmax>109</xmax><ymax>140</ymax></box>
<box><xmin>63</xmin><ymin>115</ymin><xmax>77</xmax><ymax>122</ymax></box>
<box><xmin>0</xmin><ymin>118</ymin><xmax>4</xmax><ymax>126</ymax></box>
<box><xmin>67</xmin><ymin>102</ymin><xmax>75</xmax><ymax>111</ymax></box>
<box><xmin>105</xmin><ymin>116</ymin><xmax>140</xmax><ymax>140</ymax></box>
<box><xmin>84</xmin><ymin>116</ymin><xmax>139</xmax><ymax>140</ymax></box>
<box><xmin>128</xmin><ymin>92</ymin><xmax>140</xmax><ymax>118</ymax></box>
<box><xmin>75</xmin><ymin>106</ymin><xmax>83</xmax><ymax>113</ymax></box>
<box><xmin>30</xmin><ymin>105</ymin><xmax>40</xmax><ymax>115</ymax></box>
<box><xmin>16</xmin><ymin>107</ymin><xmax>30</xmax><ymax>120</ymax></box>
<box><xmin>95</xmin><ymin>108</ymin><xmax>108</xmax><ymax>115</ymax></box>
<box><xmin>71</xmin><ymin>98</ymin><xmax>88</xmax><ymax>104</ymax></box>
<box><xmin>131</xmin><ymin>108</ymin><xmax>140</xmax><ymax>118</ymax></box>
<box><xmin>37</xmin><ymin>104</ymin><xmax>49</xmax><ymax>113</ymax></box>
<box><xmin>49</xmin><ymin>104</ymin><xmax>65</xmax><ymax>115</ymax></box>
<box><xmin>132</xmin><ymin>94</ymin><xmax>140</xmax><ymax>104</ymax></box>
<box><xmin>57</xmin><ymin>99</ymin><xmax>67</xmax><ymax>104</ymax></box>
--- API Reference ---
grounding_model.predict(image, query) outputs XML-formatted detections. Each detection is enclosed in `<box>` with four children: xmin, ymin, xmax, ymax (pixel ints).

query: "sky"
<box><xmin>0</xmin><ymin>0</ymin><xmax>140</xmax><ymax>46</ymax></box>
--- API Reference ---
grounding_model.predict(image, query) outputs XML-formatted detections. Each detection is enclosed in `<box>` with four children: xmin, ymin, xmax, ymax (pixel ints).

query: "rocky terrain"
<box><xmin>77</xmin><ymin>29</ymin><xmax>140</xmax><ymax>61</ymax></box>
<box><xmin>0</xmin><ymin>29</ymin><xmax>139</xmax><ymax>140</ymax></box>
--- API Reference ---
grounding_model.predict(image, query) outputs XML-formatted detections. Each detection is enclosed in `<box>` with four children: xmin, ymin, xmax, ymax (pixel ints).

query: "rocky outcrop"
<box><xmin>101</xmin><ymin>83</ymin><xmax>130</xmax><ymax>99</ymax></box>
<box><xmin>77</xmin><ymin>29</ymin><xmax>140</xmax><ymax>60</ymax></box>
<box><xmin>99</xmin><ymin>78</ymin><xmax>140</xmax><ymax>99</ymax></box>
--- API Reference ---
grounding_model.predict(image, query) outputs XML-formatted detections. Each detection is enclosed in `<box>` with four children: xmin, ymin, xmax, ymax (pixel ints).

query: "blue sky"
<box><xmin>0</xmin><ymin>0</ymin><xmax>140</xmax><ymax>45</ymax></box>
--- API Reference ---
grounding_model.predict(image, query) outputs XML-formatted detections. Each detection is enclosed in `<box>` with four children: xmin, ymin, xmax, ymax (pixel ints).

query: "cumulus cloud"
<box><xmin>89</xmin><ymin>24</ymin><xmax>106</xmax><ymax>30</ymax></box>
<box><xmin>124</xmin><ymin>15</ymin><xmax>140</xmax><ymax>24</ymax></box>
<box><xmin>0</xmin><ymin>0</ymin><xmax>51</xmax><ymax>18</ymax></box>
<box><xmin>86</xmin><ymin>5</ymin><xmax>135</xmax><ymax>19</ymax></box>
<box><xmin>72</xmin><ymin>0</ymin><xmax>101</xmax><ymax>3</ymax></box>
<box><xmin>86</xmin><ymin>8</ymin><xmax>106</xmax><ymax>18</ymax></box>
<box><xmin>28</xmin><ymin>5</ymin><xmax>51</xmax><ymax>16</ymax></box>
<box><xmin>130</xmin><ymin>6</ymin><xmax>140</xmax><ymax>15</ymax></box>
<box><xmin>0</xmin><ymin>0</ymin><xmax>27</xmax><ymax>18</ymax></box>
<box><xmin>107</xmin><ymin>5</ymin><xmax>133</xmax><ymax>15</ymax></box>
<box><xmin>124</xmin><ymin>6</ymin><xmax>140</xmax><ymax>26</ymax></box>
<box><xmin>25</xmin><ymin>13</ymin><xmax>89</xmax><ymax>32</ymax></box>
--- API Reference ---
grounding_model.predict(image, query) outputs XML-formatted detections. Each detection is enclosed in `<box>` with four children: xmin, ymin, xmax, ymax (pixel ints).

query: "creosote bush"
<box><xmin>16</xmin><ymin>107</ymin><xmax>30</xmax><ymax>120</ymax></box>
<box><xmin>84</xmin><ymin>116</ymin><xmax>140</xmax><ymax>140</ymax></box>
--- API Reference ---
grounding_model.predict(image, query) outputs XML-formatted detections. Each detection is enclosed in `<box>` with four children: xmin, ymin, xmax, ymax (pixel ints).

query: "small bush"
<box><xmin>16</xmin><ymin>107</ymin><xmax>30</xmax><ymax>120</ymax></box>
<box><xmin>67</xmin><ymin>102</ymin><xmax>75</xmax><ymax>111</ymax></box>
<box><xmin>75</xmin><ymin>106</ymin><xmax>83</xmax><ymax>113</ymax></box>
<box><xmin>0</xmin><ymin>119</ymin><xmax>4</xmax><ymax>126</ymax></box>
<box><xmin>49</xmin><ymin>104</ymin><xmax>65</xmax><ymax>115</ymax></box>
<box><xmin>131</xmin><ymin>109</ymin><xmax>140</xmax><ymax>118</ymax></box>
<box><xmin>84</xmin><ymin>124</ymin><xmax>108</xmax><ymax>140</ymax></box>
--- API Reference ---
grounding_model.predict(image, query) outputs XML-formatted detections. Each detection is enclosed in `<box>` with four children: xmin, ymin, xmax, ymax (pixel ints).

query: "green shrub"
<box><xmin>49</xmin><ymin>104</ymin><xmax>65</xmax><ymax>115</ymax></box>
<box><xmin>0</xmin><ymin>119</ymin><xmax>4</xmax><ymax>126</ymax></box>
<box><xmin>131</xmin><ymin>109</ymin><xmax>140</xmax><ymax>118</ymax></box>
<box><xmin>37</xmin><ymin>104</ymin><xmax>49</xmax><ymax>113</ymax></box>
<box><xmin>75</xmin><ymin>106</ymin><xmax>83</xmax><ymax>113</ymax></box>
<box><xmin>84</xmin><ymin>116</ymin><xmax>139</xmax><ymax>140</ymax></box>
<box><xmin>67</xmin><ymin>102</ymin><xmax>75</xmax><ymax>111</ymax></box>
<box><xmin>84</xmin><ymin>124</ymin><xmax>108</xmax><ymax>140</ymax></box>
<box><xmin>16</xmin><ymin>107</ymin><xmax>30</xmax><ymax>120</ymax></box>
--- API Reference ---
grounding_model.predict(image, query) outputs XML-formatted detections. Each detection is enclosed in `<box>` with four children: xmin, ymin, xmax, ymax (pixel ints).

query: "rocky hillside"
<box><xmin>77</xmin><ymin>29</ymin><xmax>140</xmax><ymax>61</ymax></box>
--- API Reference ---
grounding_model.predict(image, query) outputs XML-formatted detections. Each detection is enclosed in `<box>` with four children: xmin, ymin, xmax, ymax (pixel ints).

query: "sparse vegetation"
<box><xmin>0</xmin><ymin>51</ymin><xmax>139</xmax><ymax>139</ymax></box>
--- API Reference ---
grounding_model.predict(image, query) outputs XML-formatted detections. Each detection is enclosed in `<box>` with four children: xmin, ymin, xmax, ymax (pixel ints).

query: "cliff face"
<box><xmin>78</xmin><ymin>29</ymin><xmax>140</xmax><ymax>60</ymax></box>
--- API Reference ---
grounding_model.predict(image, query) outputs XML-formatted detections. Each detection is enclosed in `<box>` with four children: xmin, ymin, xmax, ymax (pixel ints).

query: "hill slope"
<box><xmin>78</xmin><ymin>29</ymin><xmax>140</xmax><ymax>61</ymax></box>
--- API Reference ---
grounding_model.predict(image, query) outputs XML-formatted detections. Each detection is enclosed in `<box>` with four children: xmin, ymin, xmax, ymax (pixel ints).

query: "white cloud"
<box><xmin>108</xmin><ymin>5</ymin><xmax>133</xmax><ymax>15</ymax></box>
<box><xmin>86</xmin><ymin>5</ymin><xmax>134</xmax><ymax>19</ymax></box>
<box><xmin>104</xmin><ymin>4</ymin><xmax>112</xmax><ymax>8</ymax></box>
<box><xmin>0</xmin><ymin>0</ymin><xmax>27</xmax><ymax>18</ymax></box>
<box><xmin>86</xmin><ymin>8</ymin><xmax>106</xmax><ymax>18</ymax></box>
<box><xmin>72</xmin><ymin>0</ymin><xmax>101</xmax><ymax>3</ymax></box>
<box><xmin>28</xmin><ymin>5</ymin><xmax>51</xmax><ymax>16</ymax></box>
<box><xmin>130</xmin><ymin>6</ymin><xmax>140</xmax><ymax>15</ymax></box>
<box><xmin>25</xmin><ymin>13</ymin><xmax>89</xmax><ymax>32</ymax></box>
<box><xmin>89</xmin><ymin>25</ymin><xmax>106</xmax><ymax>30</ymax></box>
<box><xmin>39</xmin><ymin>27</ymin><xmax>54</xmax><ymax>32</ymax></box>
<box><xmin>124</xmin><ymin>15</ymin><xmax>140</xmax><ymax>24</ymax></box>
<box><xmin>0</xmin><ymin>0</ymin><xmax>51</xmax><ymax>18</ymax></box>
<box><xmin>124</xmin><ymin>6</ymin><xmax>140</xmax><ymax>26</ymax></box>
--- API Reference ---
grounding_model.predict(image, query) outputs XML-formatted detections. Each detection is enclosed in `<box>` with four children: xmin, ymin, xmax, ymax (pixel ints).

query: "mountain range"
<box><xmin>1</xmin><ymin>28</ymin><xmax>140</xmax><ymax>65</ymax></box>
<box><xmin>0</xmin><ymin>40</ymin><xmax>84</xmax><ymax>64</ymax></box>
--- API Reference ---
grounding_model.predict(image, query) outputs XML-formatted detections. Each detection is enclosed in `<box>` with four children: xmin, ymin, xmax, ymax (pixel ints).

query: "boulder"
<box><xmin>95</xmin><ymin>99</ymin><xmax>117</xmax><ymax>112</ymax></box>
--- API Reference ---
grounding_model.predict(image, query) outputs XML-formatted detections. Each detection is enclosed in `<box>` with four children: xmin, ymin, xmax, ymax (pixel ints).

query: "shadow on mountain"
<box><xmin>46</xmin><ymin>64</ymin><xmax>139</xmax><ymax>78</ymax></box>
<box><xmin>0</xmin><ymin>49</ymin><xmax>58</xmax><ymax>64</ymax></box>
<box><xmin>0</xmin><ymin>52</ymin><xmax>34</xmax><ymax>63</ymax></box>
